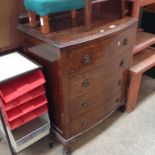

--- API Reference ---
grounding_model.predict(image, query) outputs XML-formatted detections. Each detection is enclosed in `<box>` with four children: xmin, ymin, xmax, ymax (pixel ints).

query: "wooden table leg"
<box><xmin>126</xmin><ymin>73</ymin><xmax>142</xmax><ymax>112</ymax></box>
<box><xmin>131</xmin><ymin>1</ymin><xmax>141</xmax><ymax>17</ymax></box>
<box><xmin>28</xmin><ymin>11</ymin><xmax>37</xmax><ymax>27</ymax></box>
<box><xmin>40</xmin><ymin>16</ymin><xmax>50</xmax><ymax>34</ymax></box>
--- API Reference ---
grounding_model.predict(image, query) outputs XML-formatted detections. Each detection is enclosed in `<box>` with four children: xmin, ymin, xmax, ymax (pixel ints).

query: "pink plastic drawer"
<box><xmin>4</xmin><ymin>85</ymin><xmax>45</xmax><ymax>111</ymax></box>
<box><xmin>7</xmin><ymin>94</ymin><xmax>47</xmax><ymax>122</ymax></box>
<box><xmin>0</xmin><ymin>70</ymin><xmax>45</xmax><ymax>103</ymax></box>
<box><xmin>10</xmin><ymin>105</ymin><xmax>48</xmax><ymax>130</ymax></box>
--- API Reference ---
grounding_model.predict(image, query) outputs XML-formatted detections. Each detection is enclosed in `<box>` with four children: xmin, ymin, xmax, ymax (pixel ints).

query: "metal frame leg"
<box><xmin>0</xmin><ymin>109</ymin><xmax>16</xmax><ymax>155</ymax></box>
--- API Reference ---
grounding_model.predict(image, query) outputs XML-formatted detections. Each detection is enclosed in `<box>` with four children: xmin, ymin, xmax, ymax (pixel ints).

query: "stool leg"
<box><xmin>71</xmin><ymin>10</ymin><xmax>77</xmax><ymax>27</ymax></box>
<box><xmin>28</xmin><ymin>11</ymin><xmax>37</xmax><ymax>27</ymax></box>
<box><xmin>71</xmin><ymin>10</ymin><xmax>77</xmax><ymax>19</ymax></box>
<box><xmin>40</xmin><ymin>16</ymin><xmax>50</xmax><ymax>34</ymax></box>
<box><xmin>85</xmin><ymin>0</ymin><xmax>92</xmax><ymax>31</ymax></box>
<box><xmin>126</xmin><ymin>73</ymin><xmax>142</xmax><ymax>112</ymax></box>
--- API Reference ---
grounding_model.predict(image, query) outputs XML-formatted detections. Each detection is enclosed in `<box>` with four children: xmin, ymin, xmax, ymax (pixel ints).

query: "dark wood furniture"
<box><xmin>18</xmin><ymin>16</ymin><xmax>137</xmax><ymax>154</ymax></box>
<box><xmin>125</xmin><ymin>0</ymin><xmax>155</xmax><ymax>112</ymax></box>
<box><xmin>18</xmin><ymin>1</ymin><xmax>137</xmax><ymax>154</ymax></box>
<box><xmin>0</xmin><ymin>0</ymin><xmax>25</xmax><ymax>53</ymax></box>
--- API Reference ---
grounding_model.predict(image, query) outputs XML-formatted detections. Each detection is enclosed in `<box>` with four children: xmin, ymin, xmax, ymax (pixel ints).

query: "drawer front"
<box><xmin>68</xmin><ymin>38</ymin><xmax>111</xmax><ymax>73</ymax></box>
<box><xmin>68</xmin><ymin>27</ymin><xmax>135</xmax><ymax>74</ymax></box>
<box><xmin>110</xmin><ymin>26</ymin><xmax>136</xmax><ymax>52</ymax></box>
<box><xmin>69</xmin><ymin>78</ymin><xmax>122</xmax><ymax>119</ymax></box>
<box><xmin>69</xmin><ymin>50</ymin><xmax>131</xmax><ymax>99</ymax></box>
<box><xmin>70</xmin><ymin>92</ymin><xmax>120</xmax><ymax>136</ymax></box>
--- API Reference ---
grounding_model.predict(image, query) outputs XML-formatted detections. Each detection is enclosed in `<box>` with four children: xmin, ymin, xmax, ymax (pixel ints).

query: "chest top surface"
<box><xmin>18</xmin><ymin>17</ymin><xmax>137</xmax><ymax>48</ymax></box>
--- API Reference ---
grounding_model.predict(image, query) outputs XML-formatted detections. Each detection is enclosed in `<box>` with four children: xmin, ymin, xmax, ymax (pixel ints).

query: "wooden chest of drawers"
<box><xmin>18</xmin><ymin>17</ymin><xmax>137</xmax><ymax>154</ymax></box>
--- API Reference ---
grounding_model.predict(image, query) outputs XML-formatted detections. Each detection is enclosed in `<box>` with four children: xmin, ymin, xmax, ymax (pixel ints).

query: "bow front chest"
<box><xmin>18</xmin><ymin>17</ymin><xmax>137</xmax><ymax>153</ymax></box>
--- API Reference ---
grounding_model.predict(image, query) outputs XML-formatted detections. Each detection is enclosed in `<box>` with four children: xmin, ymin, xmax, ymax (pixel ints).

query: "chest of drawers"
<box><xmin>18</xmin><ymin>17</ymin><xmax>137</xmax><ymax>154</ymax></box>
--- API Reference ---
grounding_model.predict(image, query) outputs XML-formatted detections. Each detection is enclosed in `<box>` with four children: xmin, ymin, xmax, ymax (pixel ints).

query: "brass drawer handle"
<box><xmin>82</xmin><ymin>101</ymin><xmax>89</xmax><ymax>108</ymax></box>
<box><xmin>82</xmin><ymin>79</ymin><xmax>89</xmax><ymax>87</ymax></box>
<box><xmin>123</xmin><ymin>38</ymin><xmax>128</xmax><ymax>46</ymax></box>
<box><xmin>82</xmin><ymin>121</ymin><xmax>87</xmax><ymax>127</ymax></box>
<box><xmin>83</xmin><ymin>54</ymin><xmax>91</xmax><ymax>65</ymax></box>
<box><xmin>120</xmin><ymin>60</ymin><xmax>124</xmax><ymax>67</ymax></box>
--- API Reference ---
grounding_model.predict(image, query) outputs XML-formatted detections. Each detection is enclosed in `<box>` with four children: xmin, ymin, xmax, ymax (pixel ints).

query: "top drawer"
<box><xmin>68</xmin><ymin>26</ymin><xmax>136</xmax><ymax>74</ymax></box>
<box><xmin>110</xmin><ymin>26</ymin><xmax>136</xmax><ymax>52</ymax></box>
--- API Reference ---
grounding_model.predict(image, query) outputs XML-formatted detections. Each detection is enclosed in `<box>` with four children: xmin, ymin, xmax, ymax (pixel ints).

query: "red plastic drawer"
<box><xmin>7</xmin><ymin>94</ymin><xmax>47</xmax><ymax>122</ymax></box>
<box><xmin>9</xmin><ymin>118</ymin><xmax>24</xmax><ymax>130</ymax></box>
<box><xmin>0</xmin><ymin>70</ymin><xmax>45</xmax><ymax>103</ymax></box>
<box><xmin>23</xmin><ymin>105</ymin><xmax>47</xmax><ymax>122</ymax></box>
<box><xmin>18</xmin><ymin>85</ymin><xmax>45</xmax><ymax>104</ymax></box>
<box><xmin>10</xmin><ymin>105</ymin><xmax>48</xmax><ymax>130</ymax></box>
<box><xmin>4</xmin><ymin>85</ymin><xmax>45</xmax><ymax>111</ymax></box>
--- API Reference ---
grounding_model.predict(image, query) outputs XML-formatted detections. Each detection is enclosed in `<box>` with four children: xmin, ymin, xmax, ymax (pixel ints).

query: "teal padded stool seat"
<box><xmin>23</xmin><ymin>0</ymin><xmax>86</xmax><ymax>34</ymax></box>
<box><xmin>24</xmin><ymin>0</ymin><xmax>85</xmax><ymax>16</ymax></box>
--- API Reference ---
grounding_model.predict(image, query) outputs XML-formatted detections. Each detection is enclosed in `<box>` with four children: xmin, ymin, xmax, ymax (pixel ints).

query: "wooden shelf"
<box><xmin>131</xmin><ymin>47</ymin><xmax>155</xmax><ymax>74</ymax></box>
<box><xmin>133</xmin><ymin>31</ymin><xmax>155</xmax><ymax>54</ymax></box>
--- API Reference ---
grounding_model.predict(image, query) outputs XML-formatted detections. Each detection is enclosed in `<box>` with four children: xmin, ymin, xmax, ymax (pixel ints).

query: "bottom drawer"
<box><xmin>70</xmin><ymin>92</ymin><xmax>121</xmax><ymax>136</ymax></box>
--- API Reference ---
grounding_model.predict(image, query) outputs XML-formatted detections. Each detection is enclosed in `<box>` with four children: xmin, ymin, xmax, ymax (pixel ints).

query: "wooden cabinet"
<box><xmin>18</xmin><ymin>17</ymin><xmax>137</xmax><ymax>154</ymax></box>
<box><xmin>0</xmin><ymin>0</ymin><xmax>25</xmax><ymax>52</ymax></box>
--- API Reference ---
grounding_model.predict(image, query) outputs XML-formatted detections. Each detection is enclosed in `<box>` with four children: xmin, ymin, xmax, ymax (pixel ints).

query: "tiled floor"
<box><xmin>1</xmin><ymin>75</ymin><xmax>155</xmax><ymax>155</ymax></box>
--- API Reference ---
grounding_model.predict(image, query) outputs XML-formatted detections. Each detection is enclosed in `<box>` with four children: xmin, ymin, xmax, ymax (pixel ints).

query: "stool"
<box><xmin>126</xmin><ymin>47</ymin><xmax>155</xmax><ymax>112</ymax></box>
<box><xmin>24</xmin><ymin>0</ymin><xmax>125</xmax><ymax>34</ymax></box>
<box><xmin>24</xmin><ymin>0</ymin><xmax>86</xmax><ymax>34</ymax></box>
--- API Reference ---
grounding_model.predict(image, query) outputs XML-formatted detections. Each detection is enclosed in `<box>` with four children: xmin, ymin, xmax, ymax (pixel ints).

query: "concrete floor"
<box><xmin>1</xmin><ymin>75</ymin><xmax>155</xmax><ymax>155</ymax></box>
